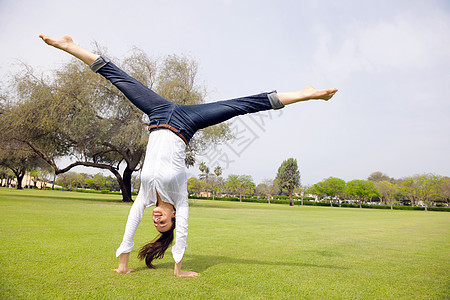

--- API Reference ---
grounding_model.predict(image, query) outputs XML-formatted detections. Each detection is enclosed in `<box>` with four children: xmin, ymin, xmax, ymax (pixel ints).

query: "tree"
<box><xmin>211</xmin><ymin>165</ymin><xmax>224</xmax><ymax>200</ymax></box>
<box><xmin>256</xmin><ymin>178</ymin><xmax>278</xmax><ymax>204</ymax></box>
<box><xmin>56</xmin><ymin>172</ymin><xmax>81</xmax><ymax>189</ymax></box>
<box><xmin>439</xmin><ymin>177</ymin><xmax>450</xmax><ymax>206</ymax></box>
<box><xmin>225</xmin><ymin>174</ymin><xmax>255</xmax><ymax>201</ymax></box>
<box><xmin>346</xmin><ymin>180</ymin><xmax>379</xmax><ymax>208</ymax></box>
<box><xmin>197</xmin><ymin>161</ymin><xmax>213</xmax><ymax>196</ymax></box>
<box><xmin>225</xmin><ymin>174</ymin><xmax>240</xmax><ymax>198</ymax></box>
<box><xmin>198</xmin><ymin>161</ymin><xmax>210</xmax><ymax>181</ymax></box>
<box><xmin>0</xmin><ymin>139</ymin><xmax>49</xmax><ymax>189</ymax></box>
<box><xmin>30</xmin><ymin>164</ymin><xmax>55</xmax><ymax>189</ymax></box>
<box><xmin>187</xmin><ymin>177</ymin><xmax>203</xmax><ymax>196</ymax></box>
<box><xmin>0</xmin><ymin>153</ymin><xmax>42</xmax><ymax>189</ymax></box>
<box><xmin>407</xmin><ymin>174</ymin><xmax>443</xmax><ymax>211</ymax></box>
<box><xmin>375</xmin><ymin>181</ymin><xmax>399</xmax><ymax>210</ymax></box>
<box><xmin>2</xmin><ymin>48</ymin><xmax>230</xmax><ymax>202</ymax></box>
<box><xmin>214</xmin><ymin>165</ymin><xmax>223</xmax><ymax>177</ymax></box>
<box><xmin>368</xmin><ymin>171</ymin><xmax>392</xmax><ymax>183</ymax></box>
<box><xmin>276</xmin><ymin>158</ymin><xmax>300</xmax><ymax>206</ymax></box>
<box><xmin>303</xmin><ymin>185</ymin><xmax>317</xmax><ymax>204</ymax></box>
<box><xmin>0</xmin><ymin>166</ymin><xmax>14</xmax><ymax>187</ymax></box>
<box><xmin>237</xmin><ymin>175</ymin><xmax>255</xmax><ymax>201</ymax></box>
<box><xmin>313</xmin><ymin>177</ymin><xmax>346</xmax><ymax>207</ymax></box>
<box><xmin>255</xmin><ymin>183</ymin><xmax>268</xmax><ymax>198</ymax></box>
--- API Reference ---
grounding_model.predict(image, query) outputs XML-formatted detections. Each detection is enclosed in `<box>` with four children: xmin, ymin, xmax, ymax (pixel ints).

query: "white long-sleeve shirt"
<box><xmin>115</xmin><ymin>129</ymin><xmax>189</xmax><ymax>263</ymax></box>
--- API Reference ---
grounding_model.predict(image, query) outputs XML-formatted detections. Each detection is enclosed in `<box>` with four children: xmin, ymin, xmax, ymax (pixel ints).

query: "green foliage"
<box><xmin>346</xmin><ymin>179</ymin><xmax>379</xmax><ymax>207</ymax></box>
<box><xmin>375</xmin><ymin>180</ymin><xmax>399</xmax><ymax>208</ymax></box>
<box><xmin>255</xmin><ymin>178</ymin><xmax>279</xmax><ymax>201</ymax></box>
<box><xmin>187</xmin><ymin>176</ymin><xmax>204</xmax><ymax>196</ymax></box>
<box><xmin>367</xmin><ymin>171</ymin><xmax>393</xmax><ymax>182</ymax></box>
<box><xmin>313</xmin><ymin>177</ymin><xmax>346</xmax><ymax>206</ymax></box>
<box><xmin>0</xmin><ymin>139</ymin><xmax>49</xmax><ymax>189</ymax></box>
<box><xmin>56</xmin><ymin>172</ymin><xmax>120</xmax><ymax>191</ymax></box>
<box><xmin>225</xmin><ymin>174</ymin><xmax>255</xmax><ymax>201</ymax></box>
<box><xmin>276</xmin><ymin>158</ymin><xmax>300</xmax><ymax>205</ymax></box>
<box><xmin>401</xmin><ymin>173</ymin><xmax>443</xmax><ymax>210</ymax></box>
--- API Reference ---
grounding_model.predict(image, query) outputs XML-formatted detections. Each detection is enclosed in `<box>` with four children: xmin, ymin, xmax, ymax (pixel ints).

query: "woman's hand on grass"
<box><xmin>113</xmin><ymin>267</ymin><xmax>134</xmax><ymax>274</ymax></box>
<box><xmin>114</xmin><ymin>253</ymin><xmax>134</xmax><ymax>274</ymax></box>
<box><xmin>174</xmin><ymin>270</ymin><xmax>200</xmax><ymax>277</ymax></box>
<box><xmin>174</xmin><ymin>259</ymin><xmax>200</xmax><ymax>277</ymax></box>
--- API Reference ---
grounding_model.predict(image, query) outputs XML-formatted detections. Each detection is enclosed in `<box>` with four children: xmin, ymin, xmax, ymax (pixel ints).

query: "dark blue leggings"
<box><xmin>90</xmin><ymin>56</ymin><xmax>283</xmax><ymax>143</ymax></box>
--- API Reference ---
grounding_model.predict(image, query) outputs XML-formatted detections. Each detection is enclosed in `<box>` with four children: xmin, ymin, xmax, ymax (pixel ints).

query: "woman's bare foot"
<box><xmin>278</xmin><ymin>86</ymin><xmax>338</xmax><ymax>105</ymax></box>
<box><xmin>38</xmin><ymin>34</ymin><xmax>99</xmax><ymax>65</ymax></box>
<box><xmin>39</xmin><ymin>35</ymin><xmax>74</xmax><ymax>51</ymax></box>
<box><xmin>300</xmin><ymin>86</ymin><xmax>338</xmax><ymax>101</ymax></box>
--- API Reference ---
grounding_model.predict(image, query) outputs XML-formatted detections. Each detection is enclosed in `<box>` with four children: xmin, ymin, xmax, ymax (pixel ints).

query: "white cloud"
<box><xmin>358</xmin><ymin>11</ymin><xmax>450</xmax><ymax>69</ymax></box>
<box><xmin>313</xmin><ymin>7</ymin><xmax>450</xmax><ymax>83</ymax></box>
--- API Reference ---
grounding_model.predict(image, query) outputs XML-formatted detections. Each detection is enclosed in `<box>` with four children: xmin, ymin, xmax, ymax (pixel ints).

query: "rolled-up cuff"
<box><xmin>90</xmin><ymin>55</ymin><xmax>110</xmax><ymax>73</ymax></box>
<box><xmin>268</xmin><ymin>91</ymin><xmax>284</xmax><ymax>110</ymax></box>
<box><xmin>172</xmin><ymin>245</ymin><xmax>187</xmax><ymax>264</ymax></box>
<box><xmin>116</xmin><ymin>241</ymin><xmax>134</xmax><ymax>257</ymax></box>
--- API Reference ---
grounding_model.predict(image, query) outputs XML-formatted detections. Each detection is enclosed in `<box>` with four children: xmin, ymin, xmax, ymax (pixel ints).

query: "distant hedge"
<box><xmin>52</xmin><ymin>189</ymin><xmax>449</xmax><ymax>211</ymax></box>
<box><xmin>189</xmin><ymin>196</ymin><xmax>450</xmax><ymax>211</ymax></box>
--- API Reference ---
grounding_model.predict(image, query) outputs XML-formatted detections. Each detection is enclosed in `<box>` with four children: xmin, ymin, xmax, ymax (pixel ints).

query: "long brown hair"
<box><xmin>137</xmin><ymin>217</ymin><xmax>176</xmax><ymax>269</ymax></box>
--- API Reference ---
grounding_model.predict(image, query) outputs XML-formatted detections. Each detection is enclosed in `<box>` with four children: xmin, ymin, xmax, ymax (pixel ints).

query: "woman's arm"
<box><xmin>113</xmin><ymin>253</ymin><xmax>134</xmax><ymax>274</ymax></box>
<box><xmin>114</xmin><ymin>193</ymin><xmax>147</xmax><ymax>273</ymax></box>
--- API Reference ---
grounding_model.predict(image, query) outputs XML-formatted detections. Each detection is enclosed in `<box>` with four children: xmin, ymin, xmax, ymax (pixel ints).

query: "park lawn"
<box><xmin>0</xmin><ymin>188</ymin><xmax>448</xmax><ymax>299</ymax></box>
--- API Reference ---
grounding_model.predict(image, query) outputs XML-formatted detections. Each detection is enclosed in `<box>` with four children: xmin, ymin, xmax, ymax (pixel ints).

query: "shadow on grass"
<box><xmin>148</xmin><ymin>254</ymin><xmax>348</xmax><ymax>273</ymax></box>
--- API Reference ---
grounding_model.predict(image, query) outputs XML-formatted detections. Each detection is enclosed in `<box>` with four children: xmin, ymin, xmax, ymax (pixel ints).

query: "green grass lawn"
<box><xmin>1</xmin><ymin>188</ymin><xmax>448</xmax><ymax>299</ymax></box>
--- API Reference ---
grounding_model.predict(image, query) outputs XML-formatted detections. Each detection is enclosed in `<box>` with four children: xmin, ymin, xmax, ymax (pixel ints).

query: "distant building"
<box><xmin>2</xmin><ymin>174</ymin><xmax>62</xmax><ymax>189</ymax></box>
<box><xmin>199</xmin><ymin>191</ymin><xmax>212</xmax><ymax>197</ymax></box>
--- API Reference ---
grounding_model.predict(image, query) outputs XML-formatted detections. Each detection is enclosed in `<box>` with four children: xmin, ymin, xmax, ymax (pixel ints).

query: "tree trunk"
<box><xmin>52</xmin><ymin>173</ymin><xmax>56</xmax><ymax>190</ymax></box>
<box><xmin>122</xmin><ymin>167</ymin><xmax>134</xmax><ymax>202</ymax></box>
<box><xmin>15</xmin><ymin>173</ymin><xmax>25</xmax><ymax>189</ymax></box>
<box><xmin>11</xmin><ymin>167</ymin><xmax>26</xmax><ymax>190</ymax></box>
<box><xmin>289</xmin><ymin>190</ymin><xmax>294</xmax><ymax>206</ymax></box>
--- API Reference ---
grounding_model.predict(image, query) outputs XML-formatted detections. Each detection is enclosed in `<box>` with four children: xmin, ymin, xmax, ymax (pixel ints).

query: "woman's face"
<box><xmin>152</xmin><ymin>206</ymin><xmax>175</xmax><ymax>233</ymax></box>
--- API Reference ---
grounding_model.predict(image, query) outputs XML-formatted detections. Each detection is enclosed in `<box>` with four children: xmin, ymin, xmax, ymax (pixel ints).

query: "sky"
<box><xmin>0</xmin><ymin>0</ymin><xmax>449</xmax><ymax>185</ymax></box>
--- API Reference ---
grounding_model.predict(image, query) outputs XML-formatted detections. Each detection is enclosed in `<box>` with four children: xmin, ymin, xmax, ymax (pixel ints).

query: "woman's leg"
<box><xmin>39</xmin><ymin>35</ymin><xmax>172</xmax><ymax>115</ymax></box>
<box><xmin>180</xmin><ymin>92</ymin><xmax>276</xmax><ymax>131</ymax></box>
<box><xmin>179</xmin><ymin>86</ymin><xmax>338</xmax><ymax>132</ymax></box>
<box><xmin>90</xmin><ymin>57</ymin><xmax>171</xmax><ymax>114</ymax></box>
<box><xmin>278</xmin><ymin>86</ymin><xmax>338</xmax><ymax>105</ymax></box>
